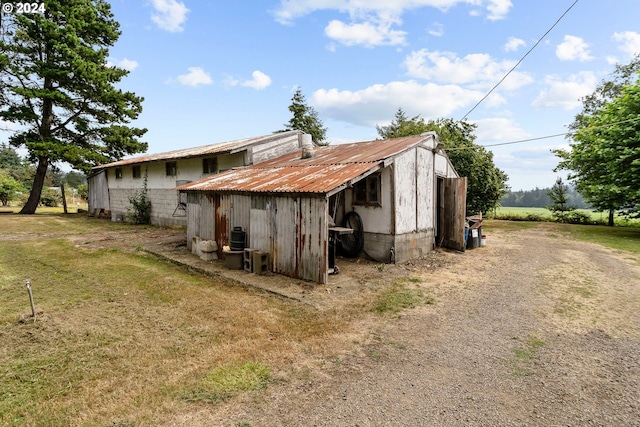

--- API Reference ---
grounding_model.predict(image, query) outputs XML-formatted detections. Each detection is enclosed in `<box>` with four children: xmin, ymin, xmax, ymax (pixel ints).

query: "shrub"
<box><xmin>127</xmin><ymin>173</ymin><xmax>151</xmax><ymax>224</ymax></box>
<box><xmin>552</xmin><ymin>210</ymin><xmax>593</xmax><ymax>224</ymax></box>
<box><xmin>39</xmin><ymin>187</ymin><xmax>62</xmax><ymax>207</ymax></box>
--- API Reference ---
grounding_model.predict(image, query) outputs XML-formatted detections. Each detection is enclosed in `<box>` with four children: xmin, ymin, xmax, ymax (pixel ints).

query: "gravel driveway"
<box><xmin>173</xmin><ymin>224</ymin><xmax>640</xmax><ymax>426</ymax></box>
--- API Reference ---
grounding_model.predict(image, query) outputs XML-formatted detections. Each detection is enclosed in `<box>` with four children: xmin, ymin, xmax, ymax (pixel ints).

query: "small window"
<box><xmin>115</xmin><ymin>168</ymin><xmax>123</xmax><ymax>179</ymax></box>
<box><xmin>132</xmin><ymin>165</ymin><xmax>141</xmax><ymax>178</ymax></box>
<box><xmin>353</xmin><ymin>173</ymin><xmax>381</xmax><ymax>206</ymax></box>
<box><xmin>166</xmin><ymin>161</ymin><xmax>177</xmax><ymax>177</ymax></box>
<box><xmin>203</xmin><ymin>157</ymin><xmax>218</xmax><ymax>174</ymax></box>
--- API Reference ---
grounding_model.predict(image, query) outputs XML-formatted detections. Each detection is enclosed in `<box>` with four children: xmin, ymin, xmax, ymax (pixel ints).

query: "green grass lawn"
<box><xmin>493</xmin><ymin>206</ymin><xmax>640</xmax><ymax>227</ymax></box>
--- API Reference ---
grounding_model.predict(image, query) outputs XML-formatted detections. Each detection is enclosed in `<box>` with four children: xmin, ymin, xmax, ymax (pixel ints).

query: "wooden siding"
<box><xmin>417</xmin><ymin>146</ymin><xmax>435</xmax><ymax>231</ymax></box>
<box><xmin>394</xmin><ymin>149</ymin><xmax>418</xmax><ymax>234</ymax></box>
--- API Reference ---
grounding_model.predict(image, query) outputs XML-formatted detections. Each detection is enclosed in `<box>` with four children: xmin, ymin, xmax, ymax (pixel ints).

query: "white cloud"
<box><xmin>613</xmin><ymin>31</ymin><xmax>640</xmax><ymax>57</ymax></box>
<box><xmin>150</xmin><ymin>0</ymin><xmax>189</xmax><ymax>33</ymax></box>
<box><xmin>486</xmin><ymin>0</ymin><xmax>512</xmax><ymax>21</ymax></box>
<box><xmin>403</xmin><ymin>49</ymin><xmax>533</xmax><ymax>90</ymax></box>
<box><xmin>241</xmin><ymin>71</ymin><xmax>272</xmax><ymax>90</ymax></box>
<box><xmin>325</xmin><ymin>17</ymin><xmax>406</xmax><ymax>47</ymax></box>
<box><xmin>504</xmin><ymin>37</ymin><xmax>525</xmax><ymax>52</ymax></box>
<box><xmin>273</xmin><ymin>1</ymin><xmax>512</xmax><ymax>26</ymax></box>
<box><xmin>473</xmin><ymin>117</ymin><xmax>530</xmax><ymax>143</ymax></box>
<box><xmin>311</xmin><ymin>80</ymin><xmax>486</xmax><ymax>127</ymax></box>
<box><xmin>555</xmin><ymin>35</ymin><xmax>593</xmax><ymax>61</ymax></box>
<box><xmin>532</xmin><ymin>72</ymin><xmax>597</xmax><ymax>110</ymax></box>
<box><xmin>428</xmin><ymin>22</ymin><xmax>444</xmax><ymax>37</ymax></box>
<box><xmin>107</xmin><ymin>57</ymin><xmax>139</xmax><ymax>71</ymax></box>
<box><xmin>176</xmin><ymin>67</ymin><xmax>213</xmax><ymax>87</ymax></box>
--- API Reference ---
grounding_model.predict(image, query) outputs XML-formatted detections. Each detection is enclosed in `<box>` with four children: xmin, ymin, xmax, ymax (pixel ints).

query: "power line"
<box><xmin>458</xmin><ymin>0</ymin><xmax>581</xmax><ymax>122</ymax></box>
<box><xmin>443</xmin><ymin>115</ymin><xmax>640</xmax><ymax>150</ymax></box>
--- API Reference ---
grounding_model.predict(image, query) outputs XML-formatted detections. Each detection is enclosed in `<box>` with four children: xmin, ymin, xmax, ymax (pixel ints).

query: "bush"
<box><xmin>552</xmin><ymin>210</ymin><xmax>593</xmax><ymax>224</ymax></box>
<box><xmin>39</xmin><ymin>187</ymin><xmax>62</xmax><ymax>207</ymax></box>
<box><xmin>127</xmin><ymin>173</ymin><xmax>151</xmax><ymax>224</ymax></box>
<box><xmin>493</xmin><ymin>212</ymin><xmax>548</xmax><ymax>222</ymax></box>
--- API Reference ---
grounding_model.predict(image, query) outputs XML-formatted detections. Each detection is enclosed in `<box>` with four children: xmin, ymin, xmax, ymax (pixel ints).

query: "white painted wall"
<box><xmin>344</xmin><ymin>166</ymin><xmax>393</xmax><ymax>235</ymax></box>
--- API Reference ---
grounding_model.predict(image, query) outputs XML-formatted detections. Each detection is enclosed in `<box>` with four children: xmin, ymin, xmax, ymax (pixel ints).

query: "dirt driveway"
<box><xmin>174</xmin><ymin>223</ymin><xmax>640</xmax><ymax>426</ymax></box>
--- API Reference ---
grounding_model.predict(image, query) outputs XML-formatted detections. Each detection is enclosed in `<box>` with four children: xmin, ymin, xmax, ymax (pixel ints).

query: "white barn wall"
<box><xmin>94</xmin><ymin>132</ymin><xmax>303</xmax><ymax>226</ymax></box>
<box><xmin>394</xmin><ymin>149</ymin><xmax>418</xmax><ymax>235</ymax></box>
<box><xmin>417</xmin><ymin>146</ymin><xmax>435</xmax><ymax>231</ymax></box>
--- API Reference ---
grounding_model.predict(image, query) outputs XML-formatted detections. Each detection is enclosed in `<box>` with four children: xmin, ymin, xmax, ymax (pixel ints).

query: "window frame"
<box><xmin>132</xmin><ymin>165</ymin><xmax>141</xmax><ymax>179</ymax></box>
<box><xmin>166</xmin><ymin>161</ymin><xmax>177</xmax><ymax>177</ymax></box>
<box><xmin>202</xmin><ymin>157</ymin><xmax>218</xmax><ymax>174</ymax></box>
<box><xmin>353</xmin><ymin>172</ymin><xmax>381</xmax><ymax>207</ymax></box>
<box><xmin>115</xmin><ymin>168</ymin><xmax>123</xmax><ymax>180</ymax></box>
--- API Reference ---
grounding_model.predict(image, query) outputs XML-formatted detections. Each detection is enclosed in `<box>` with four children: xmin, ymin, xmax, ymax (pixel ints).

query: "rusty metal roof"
<box><xmin>177</xmin><ymin>134</ymin><xmax>435</xmax><ymax>194</ymax></box>
<box><xmin>92</xmin><ymin>130</ymin><xmax>302</xmax><ymax>170</ymax></box>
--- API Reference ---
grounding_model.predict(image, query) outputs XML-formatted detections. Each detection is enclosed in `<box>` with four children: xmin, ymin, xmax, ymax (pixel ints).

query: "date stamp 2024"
<box><xmin>1</xmin><ymin>2</ymin><xmax>46</xmax><ymax>15</ymax></box>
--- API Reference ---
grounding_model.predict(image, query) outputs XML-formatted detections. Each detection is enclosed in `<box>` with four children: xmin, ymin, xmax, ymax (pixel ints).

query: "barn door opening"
<box><xmin>438</xmin><ymin>177</ymin><xmax>467</xmax><ymax>251</ymax></box>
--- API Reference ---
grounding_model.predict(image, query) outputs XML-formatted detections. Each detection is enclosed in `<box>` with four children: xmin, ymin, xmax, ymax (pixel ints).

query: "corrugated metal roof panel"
<box><xmin>179</xmin><ymin>163</ymin><xmax>376</xmax><ymax>193</ymax></box>
<box><xmin>92</xmin><ymin>130</ymin><xmax>302</xmax><ymax>170</ymax></box>
<box><xmin>177</xmin><ymin>134</ymin><xmax>435</xmax><ymax>194</ymax></box>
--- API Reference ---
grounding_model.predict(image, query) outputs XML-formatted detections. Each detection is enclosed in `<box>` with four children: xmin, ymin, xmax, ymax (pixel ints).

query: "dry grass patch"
<box><xmin>0</xmin><ymin>218</ymin><xmax>359</xmax><ymax>426</ymax></box>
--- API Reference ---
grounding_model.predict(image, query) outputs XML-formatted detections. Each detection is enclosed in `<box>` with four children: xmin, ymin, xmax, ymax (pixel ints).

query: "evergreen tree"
<box><xmin>547</xmin><ymin>177</ymin><xmax>574</xmax><ymax>213</ymax></box>
<box><xmin>0</xmin><ymin>0</ymin><xmax>147</xmax><ymax>214</ymax></box>
<box><xmin>282</xmin><ymin>88</ymin><xmax>328</xmax><ymax>145</ymax></box>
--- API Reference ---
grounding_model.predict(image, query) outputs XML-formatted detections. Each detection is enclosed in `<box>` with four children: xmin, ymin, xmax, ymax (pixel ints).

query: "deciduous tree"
<box><xmin>0</xmin><ymin>0</ymin><xmax>147</xmax><ymax>214</ymax></box>
<box><xmin>555</xmin><ymin>63</ymin><xmax>640</xmax><ymax>224</ymax></box>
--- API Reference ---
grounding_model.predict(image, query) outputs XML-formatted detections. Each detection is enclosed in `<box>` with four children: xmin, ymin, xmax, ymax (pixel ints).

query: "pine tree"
<box><xmin>0</xmin><ymin>0</ymin><xmax>147</xmax><ymax>214</ymax></box>
<box><xmin>547</xmin><ymin>177</ymin><xmax>573</xmax><ymax>213</ymax></box>
<box><xmin>282</xmin><ymin>88</ymin><xmax>328</xmax><ymax>145</ymax></box>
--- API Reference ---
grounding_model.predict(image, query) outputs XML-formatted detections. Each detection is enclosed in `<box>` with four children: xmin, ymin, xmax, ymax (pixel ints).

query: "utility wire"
<box><xmin>443</xmin><ymin>115</ymin><xmax>640</xmax><ymax>150</ymax></box>
<box><xmin>458</xmin><ymin>0</ymin><xmax>581</xmax><ymax>121</ymax></box>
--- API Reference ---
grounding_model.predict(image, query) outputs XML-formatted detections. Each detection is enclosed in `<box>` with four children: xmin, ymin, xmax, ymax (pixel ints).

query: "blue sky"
<box><xmin>7</xmin><ymin>0</ymin><xmax>640</xmax><ymax>190</ymax></box>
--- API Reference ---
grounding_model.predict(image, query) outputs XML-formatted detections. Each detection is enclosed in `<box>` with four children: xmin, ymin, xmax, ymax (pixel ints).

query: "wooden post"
<box><xmin>25</xmin><ymin>279</ymin><xmax>36</xmax><ymax>318</ymax></box>
<box><xmin>61</xmin><ymin>184</ymin><xmax>68</xmax><ymax>214</ymax></box>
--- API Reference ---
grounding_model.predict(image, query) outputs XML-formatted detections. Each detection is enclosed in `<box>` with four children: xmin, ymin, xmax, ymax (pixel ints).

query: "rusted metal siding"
<box><xmin>228</xmin><ymin>194</ymin><xmax>329</xmax><ymax>283</ymax></box>
<box><xmin>230</xmin><ymin>194</ymin><xmax>251</xmax><ymax>238</ymax></box>
<box><xmin>186</xmin><ymin>192</ymin><xmax>201</xmax><ymax>250</ymax></box>
<box><xmin>249</xmin><ymin>204</ymin><xmax>271</xmax><ymax>252</ymax></box>
<box><xmin>273</xmin><ymin>196</ymin><xmax>297</xmax><ymax>276</ymax></box>
<box><xmin>296</xmin><ymin>197</ymin><xmax>328</xmax><ymax>284</ymax></box>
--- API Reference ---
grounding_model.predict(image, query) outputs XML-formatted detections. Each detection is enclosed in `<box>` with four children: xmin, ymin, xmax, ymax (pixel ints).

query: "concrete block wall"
<box><xmin>108</xmin><ymin>188</ymin><xmax>187</xmax><ymax>227</ymax></box>
<box><xmin>147</xmin><ymin>188</ymin><xmax>187</xmax><ymax>227</ymax></box>
<box><xmin>393</xmin><ymin>230</ymin><xmax>435</xmax><ymax>263</ymax></box>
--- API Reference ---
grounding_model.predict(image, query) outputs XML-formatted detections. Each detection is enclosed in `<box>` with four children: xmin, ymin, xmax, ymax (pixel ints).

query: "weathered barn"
<box><xmin>178</xmin><ymin>133</ymin><xmax>467</xmax><ymax>284</ymax></box>
<box><xmin>87</xmin><ymin>130</ymin><xmax>306</xmax><ymax>226</ymax></box>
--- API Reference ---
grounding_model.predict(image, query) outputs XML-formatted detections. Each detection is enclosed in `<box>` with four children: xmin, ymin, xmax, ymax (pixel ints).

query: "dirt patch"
<box><xmin>164</xmin><ymin>224</ymin><xmax>640</xmax><ymax>426</ymax></box>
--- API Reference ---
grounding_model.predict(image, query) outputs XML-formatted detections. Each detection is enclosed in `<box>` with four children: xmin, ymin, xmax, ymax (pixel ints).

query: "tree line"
<box><xmin>501</xmin><ymin>184</ymin><xmax>590</xmax><ymax>209</ymax></box>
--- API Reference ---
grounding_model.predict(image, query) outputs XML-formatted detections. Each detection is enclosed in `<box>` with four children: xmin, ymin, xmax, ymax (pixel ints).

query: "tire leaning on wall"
<box><xmin>340</xmin><ymin>211</ymin><xmax>364</xmax><ymax>257</ymax></box>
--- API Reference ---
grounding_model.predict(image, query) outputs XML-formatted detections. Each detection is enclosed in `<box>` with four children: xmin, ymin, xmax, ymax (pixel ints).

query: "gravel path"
<box><xmin>174</xmin><ymin>225</ymin><xmax>640</xmax><ymax>426</ymax></box>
